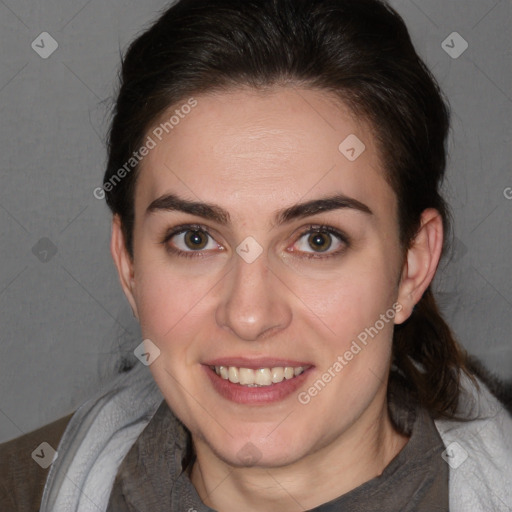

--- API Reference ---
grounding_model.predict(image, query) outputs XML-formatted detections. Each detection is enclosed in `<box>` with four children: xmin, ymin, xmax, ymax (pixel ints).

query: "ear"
<box><xmin>394</xmin><ymin>208</ymin><xmax>443</xmax><ymax>325</ymax></box>
<box><xmin>110</xmin><ymin>215</ymin><xmax>139</xmax><ymax>320</ymax></box>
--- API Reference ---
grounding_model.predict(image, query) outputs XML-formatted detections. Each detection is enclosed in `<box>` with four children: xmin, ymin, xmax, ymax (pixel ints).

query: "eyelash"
<box><xmin>160</xmin><ymin>223</ymin><xmax>350</xmax><ymax>260</ymax></box>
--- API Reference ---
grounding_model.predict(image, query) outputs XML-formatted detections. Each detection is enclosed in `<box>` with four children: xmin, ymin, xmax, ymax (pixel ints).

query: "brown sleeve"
<box><xmin>0</xmin><ymin>413</ymin><xmax>74</xmax><ymax>512</ymax></box>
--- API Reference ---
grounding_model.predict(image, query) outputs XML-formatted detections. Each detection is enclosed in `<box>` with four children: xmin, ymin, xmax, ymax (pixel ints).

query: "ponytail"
<box><xmin>392</xmin><ymin>287</ymin><xmax>476</xmax><ymax>419</ymax></box>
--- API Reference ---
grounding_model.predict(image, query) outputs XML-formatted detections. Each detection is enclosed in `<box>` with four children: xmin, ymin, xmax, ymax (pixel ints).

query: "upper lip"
<box><xmin>203</xmin><ymin>357</ymin><xmax>313</xmax><ymax>369</ymax></box>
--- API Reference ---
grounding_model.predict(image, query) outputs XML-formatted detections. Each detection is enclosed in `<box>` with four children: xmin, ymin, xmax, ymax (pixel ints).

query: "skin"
<box><xmin>111</xmin><ymin>86</ymin><xmax>443</xmax><ymax>511</ymax></box>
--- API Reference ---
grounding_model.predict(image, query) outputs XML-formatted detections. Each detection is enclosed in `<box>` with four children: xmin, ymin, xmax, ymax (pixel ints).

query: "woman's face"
<box><xmin>118</xmin><ymin>87</ymin><xmax>410</xmax><ymax>467</ymax></box>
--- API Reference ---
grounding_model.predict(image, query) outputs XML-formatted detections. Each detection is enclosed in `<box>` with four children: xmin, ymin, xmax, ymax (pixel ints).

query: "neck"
<box><xmin>190</xmin><ymin>389</ymin><xmax>409</xmax><ymax>512</ymax></box>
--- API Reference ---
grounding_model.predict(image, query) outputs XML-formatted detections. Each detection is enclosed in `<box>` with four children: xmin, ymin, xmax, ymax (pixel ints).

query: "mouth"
<box><xmin>210</xmin><ymin>365</ymin><xmax>306</xmax><ymax>387</ymax></box>
<box><xmin>203</xmin><ymin>359</ymin><xmax>313</xmax><ymax>404</ymax></box>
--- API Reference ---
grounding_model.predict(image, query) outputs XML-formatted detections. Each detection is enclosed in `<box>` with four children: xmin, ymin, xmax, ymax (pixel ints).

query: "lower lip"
<box><xmin>203</xmin><ymin>365</ymin><xmax>312</xmax><ymax>405</ymax></box>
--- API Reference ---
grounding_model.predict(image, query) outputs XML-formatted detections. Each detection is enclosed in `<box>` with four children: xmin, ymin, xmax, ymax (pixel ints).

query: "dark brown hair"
<box><xmin>103</xmin><ymin>0</ymin><xmax>474</xmax><ymax>418</ymax></box>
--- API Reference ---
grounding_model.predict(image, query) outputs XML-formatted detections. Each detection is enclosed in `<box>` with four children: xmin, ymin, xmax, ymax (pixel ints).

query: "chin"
<box><xmin>200</xmin><ymin>423</ymin><xmax>315</xmax><ymax>469</ymax></box>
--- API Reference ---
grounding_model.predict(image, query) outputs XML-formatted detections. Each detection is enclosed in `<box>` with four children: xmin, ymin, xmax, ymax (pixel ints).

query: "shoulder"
<box><xmin>0</xmin><ymin>412</ymin><xmax>74</xmax><ymax>512</ymax></box>
<box><xmin>434</xmin><ymin>374</ymin><xmax>512</xmax><ymax>512</ymax></box>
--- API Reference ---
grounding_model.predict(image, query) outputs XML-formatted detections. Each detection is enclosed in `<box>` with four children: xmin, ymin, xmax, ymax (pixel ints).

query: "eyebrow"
<box><xmin>146</xmin><ymin>192</ymin><xmax>373</xmax><ymax>226</ymax></box>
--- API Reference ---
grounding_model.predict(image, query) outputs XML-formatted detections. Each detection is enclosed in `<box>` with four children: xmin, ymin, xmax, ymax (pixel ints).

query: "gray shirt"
<box><xmin>107</xmin><ymin>378</ymin><xmax>449</xmax><ymax>511</ymax></box>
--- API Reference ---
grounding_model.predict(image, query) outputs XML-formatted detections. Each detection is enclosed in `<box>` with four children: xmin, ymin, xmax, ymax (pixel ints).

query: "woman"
<box><xmin>1</xmin><ymin>0</ymin><xmax>511</xmax><ymax>510</ymax></box>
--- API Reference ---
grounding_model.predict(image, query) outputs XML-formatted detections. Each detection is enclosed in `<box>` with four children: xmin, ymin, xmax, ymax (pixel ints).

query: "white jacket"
<box><xmin>39</xmin><ymin>363</ymin><xmax>512</xmax><ymax>511</ymax></box>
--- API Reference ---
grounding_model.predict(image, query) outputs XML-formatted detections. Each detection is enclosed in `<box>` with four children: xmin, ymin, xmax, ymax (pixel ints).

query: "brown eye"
<box><xmin>184</xmin><ymin>230</ymin><xmax>209</xmax><ymax>250</ymax></box>
<box><xmin>291</xmin><ymin>226</ymin><xmax>348</xmax><ymax>258</ymax></box>
<box><xmin>163</xmin><ymin>226</ymin><xmax>220</xmax><ymax>257</ymax></box>
<box><xmin>307</xmin><ymin>232</ymin><xmax>332</xmax><ymax>252</ymax></box>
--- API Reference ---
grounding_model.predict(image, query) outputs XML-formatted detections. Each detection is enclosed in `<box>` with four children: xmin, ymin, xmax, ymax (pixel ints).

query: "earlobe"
<box><xmin>395</xmin><ymin>209</ymin><xmax>443</xmax><ymax>324</ymax></box>
<box><xmin>110</xmin><ymin>215</ymin><xmax>139</xmax><ymax>320</ymax></box>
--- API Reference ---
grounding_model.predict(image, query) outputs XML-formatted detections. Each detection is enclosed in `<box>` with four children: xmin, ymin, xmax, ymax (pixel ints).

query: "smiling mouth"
<box><xmin>210</xmin><ymin>365</ymin><xmax>306</xmax><ymax>387</ymax></box>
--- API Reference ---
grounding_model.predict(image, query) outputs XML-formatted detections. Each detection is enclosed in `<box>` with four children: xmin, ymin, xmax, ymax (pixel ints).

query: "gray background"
<box><xmin>0</xmin><ymin>0</ymin><xmax>510</xmax><ymax>443</ymax></box>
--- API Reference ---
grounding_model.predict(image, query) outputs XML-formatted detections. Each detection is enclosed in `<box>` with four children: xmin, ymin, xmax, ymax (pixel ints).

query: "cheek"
<box><xmin>288</xmin><ymin>254</ymin><xmax>399</xmax><ymax>347</ymax></box>
<box><xmin>133</xmin><ymin>261</ymin><xmax>200</xmax><ymax>342</ymax></box>
<box><xmin>132</xmin><ymin>254</ymin><xmax>226</xmax><ymax>370</ymax></box>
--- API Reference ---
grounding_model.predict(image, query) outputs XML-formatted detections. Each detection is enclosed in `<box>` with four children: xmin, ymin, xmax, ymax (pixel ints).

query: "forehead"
<box><xmin>135</xmin><ymin>86</ymin><xmax>396</xmax><ymax>224</ymax></box>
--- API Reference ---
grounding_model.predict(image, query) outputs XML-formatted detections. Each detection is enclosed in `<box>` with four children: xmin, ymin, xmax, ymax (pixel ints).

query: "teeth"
<box><xmin>239</xmin><ymin>368</ymin><xmax>255</xmax><ymax>385</ymax></box>
<box><xmin>255</xmin><ymin>368</ymin><xmax>272</xmax><ymax>386</ymax></box>
<box><xmin>213</xmin><ymin>365</ymin><xmax>305</xmax><ymax>386</ymax></box>
<box><xmin>228</xmin><ymin>366</ymin><xmax>239</xmax><ymax>383</ymax></box>
<box><xmin>271</xmin><ymin>367</ymin><xmax>284</xmax><ymax>382</ymax></box>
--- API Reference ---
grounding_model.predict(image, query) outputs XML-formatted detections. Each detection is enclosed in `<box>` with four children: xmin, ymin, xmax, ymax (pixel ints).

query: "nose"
<box><xmin>215</xmin><ymin>248</ymin><xmax>292</xmax><ymax>342</ymax></box>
